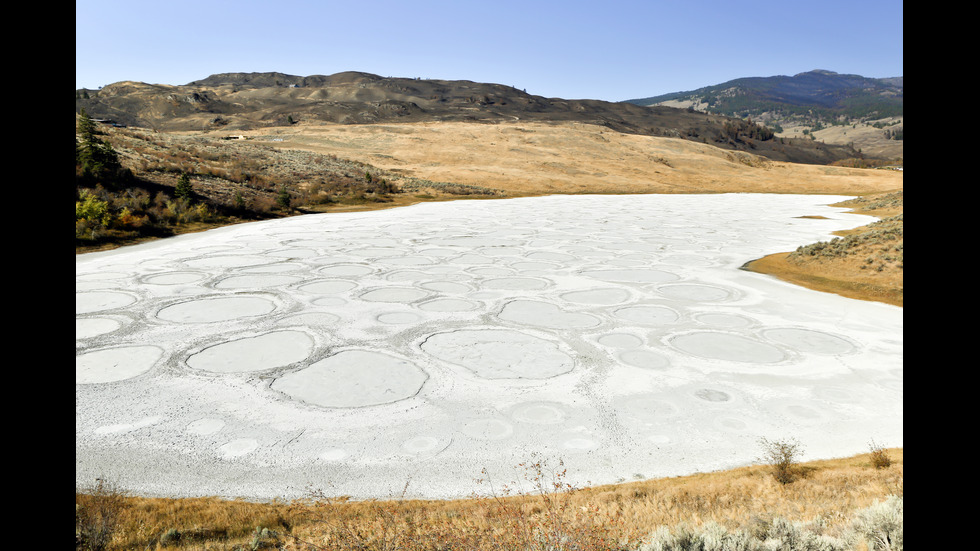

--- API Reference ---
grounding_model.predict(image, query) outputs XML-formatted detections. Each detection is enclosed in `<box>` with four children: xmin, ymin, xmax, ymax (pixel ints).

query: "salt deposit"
<box><xmin>75</xmin><ymin>194</ymin><xmax>903</xmax><ymax>501</ymax></box>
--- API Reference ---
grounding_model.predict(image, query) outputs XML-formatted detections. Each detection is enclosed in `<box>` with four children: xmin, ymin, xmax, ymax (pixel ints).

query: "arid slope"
<box><xmin>234</xmin><ymin>120</ymin><xmax>903</xmax><ymax>197</ymax></box>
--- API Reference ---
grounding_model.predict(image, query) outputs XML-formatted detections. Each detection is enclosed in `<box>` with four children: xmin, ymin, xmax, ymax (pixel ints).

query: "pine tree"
<box><xmin>175</xmin><ymin>173</ymin><xmax>193</xmax><ymax>200</ymax></box>
<box><xmin>76</xmin><ymin>109</ymin><xmax>126</xmax><ymax>188</ymax></box>
<box><xmin>77</xmin><ymin>108</ymin><xmax>98</xmax><ymax>139</ymax></box>
<box><xmin>276</xmin><ymin>186</ymin><xmax>291</xmax><ymax>210</ymax></box>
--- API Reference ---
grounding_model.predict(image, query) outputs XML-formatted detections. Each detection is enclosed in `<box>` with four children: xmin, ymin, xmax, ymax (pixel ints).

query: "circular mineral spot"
<box><xmin>359</xmin><ymin>288</ymin><xmax>430</xmax><ymax>303</ymax></box>
<box><xmin>241</xmin><ymin>262</ymin><xmax>306</xmax><ymax>273</ymax></box>
<box><xmin>498</xmin><ymin>300</ymin><xmax>601</xmax><ymax>329</ymax></box>
<box><xmin>784</xmin><ymin>404</ymin><xmax>825</xmax><ymax>420</ymax></box>
<box><xmin>271</xmin><ymin>350</ymin><xmax>428</xmax><ymax>408</ymax></box>
<box><xmin>298</xmin><ymin>280</ymin><xmax>358</xmax><ymax>294</ymax></box>
<box><xmin>658</xmin><ymin>283</ymin><xmax>731</xmax><ymax>302</ymax></box>
<box><xmin>215</xmin><ymin>274</ymin><xmax>302</xmax><ymax>289</ymax></box>
<box><xmin>560</xmin><ymin>288</ymin><xmax>631</xmax><ymax>305</ymax></box>
<box><xmin>76</xmin><ymin>317</ymin><xmax>122</xmax><ymax>339</ymax></box>
<box><xmin>402</xmin><ymin>436</ymin><xmax>448</xmax><ymax>455</ymax></box>
<box><xmin>143</xmin><ymin>272</ymin><xmax>207</xmax><ymax>285</ymax></box>
<box><xmin>187</xmin><ymin>331</ymin><xmax>315</xmax><ymax>373</ymax></box>
<box><xmin>479</xmin><ymin>246</ymin><xmax>524</xmax><ymax>257</ymax></box>
<box><xmin>420</xmin><ymin>281</ymin><xmax>471</xmax><ymax>293</ymax></box>
<box><xmin>618</xmin><ymin>349</ymin><xmax>670</xmax><ymax>370</ymax></box>
<box><xmin>76</xmin><ymin>291</ymin><xmax>137</xmax><ymax>314</ymax></box>
<box><xmin>812</xmin><ymin>386</ymin><xmax>861</xmax><ymax>404</ymax></box>
<box><xmin>694</xmin><ymin>388</ymin><xmax>732</xmax><ymax>402</ymax></box>
<box><xmin>421</xmin><ymin>329</ymin><xmax>575</xmax><ymax>379</ymax></box>
<box><xmin>694</xmin><ymin>313</ymin><xmax>753</xmax><ymax>328</ymax></box>
<box><xmin>418</xmin><ymin>248</ymin><xmax>459</xmax><ymax>258</ymax></box>
<box><xmin>461</xmin><ymin>419</ymin><xmax>513</xmax><ymax>440</ymax></box>
<box><xmin>77</xmin><ymin>271</ymin><xmax>130</xmax><ymax>281</ymax></box>
<box><xmin>762</xmin><ymin>328</ymin><xmax>857</xmax><ymax>355</ymax></box>
<box><xmin>563</xmin><ymin>438</ymin><xmax>598</xmax><ymax>450</ymax></box>
<box><xmin>469</xmin><ymin>266</ymin><xmax>511</xmax><ymax>276</ymax></box>
<box><xmin>597</xmin><ymin>333</ymin><xmax>644</xmax><ymax>349</ymax></box>
<box><xmin>267</xmin><ymin>247</ymin><xmax>318</xmax><ymax>258</ymax></box>
<box><xmin>613</xmin><ymin>305</ymin><xmax>679</xmax><ymax>325</ymax></box>
<box><xmin>450</xmin><ymin>254</ymin><xmax>494</xmax><ymax>265</ymax></box>
<box><xmin>381</xmin><ymin>256</ymin><xmax>433</xmax><ymax>266</ymax></box>
<box><xmin>186</xmin><ymin>418</ymin><xmax>225</xmax><ymax>435</ymax></box>
<box><xmin>713</xmin><ymin>416</ymin><xmax>750</xmax><ymax>432</ymax></box>
<box><xmin>347</xmin><ymin>247</ymin><xmax>403</xmax><ymax>258</ymax></box>
<box><xmin>157</xmin><ymin>296</ymin><xmax>276</xmax><ymax>323</ymax></box>
<box><xmin>671</xmin><ymin>332</ymin><xmax>786</xmax><ymax>363</ymax></box>
<box><xmin>510</xmin><ymin>402</ymin><xmax>565</xmax><ymax>424</ymax></box>
<box><xmin>386</xmin><ymin>270</ymin><xmax>431</xmax><ymax>282</ymax></box>
<box><xmin>319</xmin><ymin>449</ymin><xmax>347</xmax><ymax>461</ymax></box>
<box><xmin>526</xmin><ymin>251</ymin><xmax>577</xmax><ymax>262</ymax></box>
<box><xmin>417</xmin><ymin>298</ymin><xmax>480</xmax><ymax>312</ymax></box>
<box><xmin>218</xmin><ymin>438</ymin><xmax>259</xmax><ymax>458</ymax></box>
<box><xmin>184</xmin><ymin>255</ymin><xmax>276</xmax><ymax>269</ymax></box>
<box><xmin>317</xmin><ymin>264</ymin><xmax>374</xmax><ymax>277</ymax></box>
<box><xmin>481</xmin><ymin>277</ymin><xmax>550</xmax><ymax>290</ymax></box>
<box><xmin>510</xmin><ymin>261</ymin><xmax>559</xmax><ymax>272</ymax></box>
<box><xmin>581</xmin><ymin>268</ymin><xmax>679</xmax><ymax>283</ymax></box>
<box><xmin>377</xmin><ymin>311</ymin><xmax>424</xmax><ymax>324</ymax></box>
<box><xmin>76</xmin><ymin>345</ymin><xmax>163</xmax><ymax>384</ymax></box>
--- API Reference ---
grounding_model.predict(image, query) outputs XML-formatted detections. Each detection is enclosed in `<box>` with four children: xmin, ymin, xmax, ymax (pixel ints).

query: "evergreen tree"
<box><xmin>77</xmin><ymin>108</ymin><xmax>98</xmax><ymax>139</ymax></box>
<box><xmin>276</xmin><ymin>186</ymin><xmax>291</xmax><ymax>210</ymax></box>
<box><xmin>175</xmin><ymin>173</ymin><xmax>193</xmax><ymax>200</ymax></box>
<box><xmin>76</xmin><ymin>108</ymin><xmax>127</xmax><ymax>188</ymax></box>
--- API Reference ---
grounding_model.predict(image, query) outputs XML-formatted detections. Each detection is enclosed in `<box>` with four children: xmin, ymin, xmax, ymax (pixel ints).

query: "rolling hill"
<box><xmin>75</xmin><ymin>71</ymin><xmax>870</xmax><ymax>165</ymax></box>
<box><xmin>625</xmin><ymin>70</ymin><xmax>903</xmax><ymax>160</ymax></box>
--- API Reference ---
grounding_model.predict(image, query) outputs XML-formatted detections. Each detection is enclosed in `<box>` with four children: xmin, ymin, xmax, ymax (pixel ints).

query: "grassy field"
<box><xmin>76</xmin><ymin>447</ymin><xmax>902</xmax><ymax>550</ymax></box>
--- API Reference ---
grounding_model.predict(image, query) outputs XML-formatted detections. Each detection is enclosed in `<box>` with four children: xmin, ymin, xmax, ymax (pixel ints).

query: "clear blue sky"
<box><xmin>76</xmin><ymin>0</ymin><xmax>903</xmax><ymax>102</ymax></box>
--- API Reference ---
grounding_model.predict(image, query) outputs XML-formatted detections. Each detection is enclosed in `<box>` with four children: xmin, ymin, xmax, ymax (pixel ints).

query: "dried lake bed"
<box><xmin>75</xmin><ymin>194</ymin><xmax>903</xmax><ymax>500</ymax></box>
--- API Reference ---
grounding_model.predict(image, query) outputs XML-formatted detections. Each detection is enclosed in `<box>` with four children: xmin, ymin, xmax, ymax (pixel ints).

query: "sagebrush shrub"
<box><xmin>851</xmin><ymin>496</ymin><xmax>902</xmax><ymax>551</ymax></box>
<box><xmin>638</xmin><ymin>522</ymin><xmax>759</xmax><ymax>551</ymax></box>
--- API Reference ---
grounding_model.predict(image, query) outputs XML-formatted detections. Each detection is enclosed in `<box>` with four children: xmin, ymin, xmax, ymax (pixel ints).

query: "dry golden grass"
<box><xmin>234</xmin><ymin>121</ymin><xmax>903</xmax><ymax>197</ymax></box>
<box><xmin>79</xmin><ymin>449</ymin><xmax>901</xmax><ymax>550</ymax></box>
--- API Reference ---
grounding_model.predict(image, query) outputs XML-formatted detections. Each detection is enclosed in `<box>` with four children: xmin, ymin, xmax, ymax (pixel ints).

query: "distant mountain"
<box><xmin>625</xmin><ymin>70</ymin><xmax>903</xmax><ymax>121</ymax></box>
<box><xmin>624</xmin><ymin>70</ymin><xmax>903</xmax><ymax>160</ymax></box>
<box><xmin>76</xmin><ymin>71</ymin><xmax>871</xmax><ymax>164</ymax></box>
